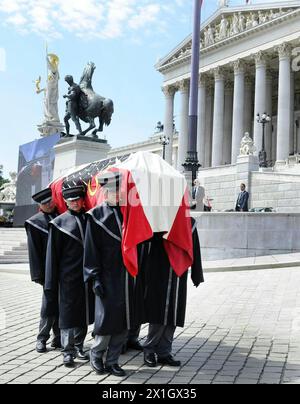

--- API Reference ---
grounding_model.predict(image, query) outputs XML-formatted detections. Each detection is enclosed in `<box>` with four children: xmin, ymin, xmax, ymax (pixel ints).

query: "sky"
<box><xmin>0</xmin><ymin>0</ymin><xmax>277</xmax><ymax>177</ymax></box>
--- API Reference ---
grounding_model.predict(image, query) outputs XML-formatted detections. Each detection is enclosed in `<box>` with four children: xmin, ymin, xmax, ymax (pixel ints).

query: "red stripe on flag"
<box><xmin>164</xmin><ymin>190</ymin><xmax>193</xmax><ymax>277</ymax></box>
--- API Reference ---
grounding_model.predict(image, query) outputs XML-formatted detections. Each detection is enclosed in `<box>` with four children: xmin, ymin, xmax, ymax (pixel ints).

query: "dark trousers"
<box><xmin>37</xmin><ymin>317</ymin><xmax>60</xmax><ymax>343</ymax></box>
<box><xmin>127</xmin><ymin>326</ymin><xmax>141</xmax><ymax>343</ymax></box>
<box><xmin>91</xmin><ymin>330</ymin><xmax>128</xmax><ymax>366</ymax></box>
<box><xmin>143</xmin><ymin>324</ymin><xmax>176</xmax><ymax>358</ymax></box>
<box><xmin>61</xmin><ymin>327</ymin><xmax>88</xmax><ymax>356</ymax></box>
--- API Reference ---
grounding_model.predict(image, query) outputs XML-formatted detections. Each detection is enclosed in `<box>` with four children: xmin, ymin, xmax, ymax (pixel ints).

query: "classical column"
<box><xmin>204</xmin><ymin>85</ymin><xmax>213</xmax><ymax>167</ymax></box>
<box><xmin>162</xmin><ymin>85</ymin><xmax>176</xmax><ymax>165</ymax></box>
<box><xmin>177</xmin><ymin>79</ymin><xmax>190</xmax><ymax>171</ymax></box>
<box><xmin>272</xmin><ymin>121</ymin><xmax>277</xmax><ymax>163</ymax></box>
<box><xmin>277</xmin><ymin>43</ymin><xmax>291</xmax><ymax>164</ymax></box>
<box><xmin>197</xmin><ymin>75</ymin><xmax>206</xmax><ymax>168</ymax></box>
<box><xmin>223</xmin><ymin>81</ymin><xmax>233</xmax><ymax>165</ymax></box>
<box><xmin>231</xmin><ymin>60</ymin><xmax>245</xmax><ymax>163</ymax></box>
<box><xmin>253</xmin><ymin>52</ymin><xmax>267</xmax><ymax>156</ymax></box>
<box><xmin>173</xmin><ymin>147</ymin><xmax>178</xmax><ymax>170</ymax></box>
<box><xmin>244</xmin><ymin>75</ymin><xmax>253</xmax><ymax>136</ymax></box>
<box><xmin>265</xmin><ymin>71</ymin><xmax>273</xmax><ymax>163</ymax></box>
<box><xmin>290</xmin><ymin>71</ymin><xmax>295</xmax><ymax>156</ymax></box>
<box><xmin>212</xmin><ymin>67</ymin><xmax>225</xmax><ymax>167</ymax></box>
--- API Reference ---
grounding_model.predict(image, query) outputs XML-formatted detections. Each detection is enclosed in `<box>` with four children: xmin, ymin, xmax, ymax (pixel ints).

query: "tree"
<box><xmin>0</xmin><ymin>165</ymin><xmax>9</xmax><ymax>190</ymax></box>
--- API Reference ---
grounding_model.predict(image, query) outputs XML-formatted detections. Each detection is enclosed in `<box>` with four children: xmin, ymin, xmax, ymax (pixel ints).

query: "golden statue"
<box><xmin>47</xmin><ymin>54</ymin><xmax>60</xmax><ymax>81</ymax></box>
<box><xmin>36</xmin><ymin>49</ymin><xmax>64</xmax><ymax>137</ymax></box>
<box><xmin>35</xmin><ymin>76</ymin><xmax>45</xmax><ymax>94</ymax></box>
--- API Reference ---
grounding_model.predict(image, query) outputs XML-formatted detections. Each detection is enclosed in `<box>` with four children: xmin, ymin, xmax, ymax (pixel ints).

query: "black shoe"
<box><xmin>36</xmin><ymin>341</ymin><xmax>47</xmax><ymax>353</ymax></box>
<box><xmin>51</xmin><ymin>339</ymin><xmax>61</xmax><ymax>349</ymax></box>
<box><xmin>63</xmin><ymin>354</ymin><xmax>75</xmax><ymax>367</ymax></box>
<box><xmin>144</xmin><ymin>353</ymin><xmax>157</xmax><ymax>367</ymax></box>
<box><xmin>90</xmin><ymin>356</ymin><xmax>105</xmax><ymax>375</ymax></box>
<box><xmin>105</xmin><ymin>364</ymin><xmax>126</xmax><ymax>377</ymax></box>
<box><xmin>75</xmin><ymin>348</ymin><xmax>90</xmax><ymax>361</ymax></box>
<box><xmin>157</xmin><ymin>355</ymin><xmax>181</xmax><ymax>367</ymax></box>
<box><xmin>127</xmin><ymin>340</ymin><xmax>143</xmax><ymax>351</ymax></box>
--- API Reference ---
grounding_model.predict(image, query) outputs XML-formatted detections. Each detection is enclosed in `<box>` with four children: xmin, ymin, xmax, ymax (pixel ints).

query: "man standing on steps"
<box><xmin>45</xmin><ymin>185</ymin><xmax>94</xmax><ymax>367</ymax></box>
<box><xmin>25</xmin><ymin>188</ymin><xmax>60</xmax><ymax>354</ymax></box>
<box><xmin>235</xmin><ymin>183</ymin><xmax>250</xmax><ymax>212</ymax></box>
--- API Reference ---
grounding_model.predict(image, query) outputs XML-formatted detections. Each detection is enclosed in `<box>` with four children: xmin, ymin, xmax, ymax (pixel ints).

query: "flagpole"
<box><xmin>183</xmin><ymin>0</ymin><xmax>202</xmax><ymax>183</ymax></box>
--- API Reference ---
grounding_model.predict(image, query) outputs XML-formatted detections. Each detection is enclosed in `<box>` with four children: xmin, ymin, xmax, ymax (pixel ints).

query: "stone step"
<box><xmin>0</xmin><ymin>257</ymin><xmax>29</xmax><ymax>264</ymax></box>
<box><xmin>0</xmin><ymin>230</ymin><xmax>26</xmax><ymax>234</ymax></box>
<box><xmin>0</xmin><ymin>248</ymin><xmax>28</xmax><ymax>255</ymax></box>
<box><xmin>0</xmin><ymin>229</ymin><xmax>29</xmax><ymax>264</ymax></box>
<box><xmin>0</xmin><ymin>237</ymin><xmax>27</xmax><ymax>246</ymax></box>
<box><xmin>2</xmin><ymin>250</ymin><xmax>28</xmax><ymax>257</ymax></box>
<box><xmin>7</xmin><ymin>246</ymin><xmax>28</xmax><ymax>251</ymax></box>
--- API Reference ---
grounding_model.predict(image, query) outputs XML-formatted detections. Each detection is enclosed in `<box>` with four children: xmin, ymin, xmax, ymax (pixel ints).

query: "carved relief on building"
<box><xmin>167</xmin><ymin>7</ymin><xmax>296</xmax><ymax>65</ymax></box>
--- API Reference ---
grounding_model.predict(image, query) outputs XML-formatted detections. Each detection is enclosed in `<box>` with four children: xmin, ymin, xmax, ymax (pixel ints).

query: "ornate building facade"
<box><xmin>156</xmin><ymin>1</ymin><xmax>300</xmax><ymax>172</ymax></box>
<box><xmin>108</xmin><ymin>2</ymin><xmax>300</xmax><ymax>212</ymax></box>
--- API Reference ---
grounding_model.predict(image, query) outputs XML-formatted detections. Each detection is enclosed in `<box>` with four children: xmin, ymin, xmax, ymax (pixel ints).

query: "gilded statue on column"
<box><xmin>35</xmin><ymin>49</ymin><xmax>64</xmax><ymax>137</ymax></box>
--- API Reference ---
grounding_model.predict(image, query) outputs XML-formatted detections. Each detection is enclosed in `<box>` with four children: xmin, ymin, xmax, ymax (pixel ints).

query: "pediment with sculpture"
<box><xmin>157</xmin><ymin>3</ymin><xmax>300</xmax><ymax>70</ymax></box>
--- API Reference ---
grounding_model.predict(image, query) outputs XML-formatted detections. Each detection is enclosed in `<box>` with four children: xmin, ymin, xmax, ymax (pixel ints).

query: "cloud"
<box><xmin>0</xmin><ymin>0</ymin><xmax>186</xmax><ymax>40</ymax></box>
<box><xmin>0</xmin><ymin>1</ymin><xmax>285</xmax><ymax>41</ymax></box>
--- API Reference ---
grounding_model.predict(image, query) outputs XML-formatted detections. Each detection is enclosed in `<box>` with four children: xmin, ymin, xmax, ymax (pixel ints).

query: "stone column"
<box><xmin>253</xmin><ymin>52</ymin><xmax>267</xmax><ymax>156</ymax></box>
<box><xmin>232</xmin><ymin>60</ymin><xmax>245</xmax><ymax>164</ymax></box>
<box><xmin>265</xmin><ymin>71</ymin><xmax>273</xmax><ymax>163</ymax></box>
<box><xmin>244</xmin><ymin>75</ymin><xmax>253</xmax><ymax>136</ymax></box>
<box><xmin>204</xmin><ymin>85</ymin><xmax>213</xmax><ymax>167</ymax></box>
<box><xmin>197</xmin><ymin>75</ymin><xmax>206</xmax><ymax>168</ymax></box>
<box><xmin>277</xmin><ymin>44</ymin><xmax>291</xmax><ymax>164</ymax></box>
<box><xmin>290</xmin><ymin>71</ymin><xmax>295</xmax><ymax>156</ymax></box>
<box><xmin>272</xmin><ymin>120</ymin><xmax>277</xmax><ymax>163</ymax></box>
<box><xmin>162</xmin><ymin>85</ymin><xmax>176</xmax><ymax>165</ymax></box>
<box><xmin>212</xmin><ymin>67</ymin><xmax>225</xmax><ymax>167</ymax></box>
<box><xmin>177</xmin><ymin>79</ymin><xmax>190</xmax><ymax>171</ymax></box>
<box><xmin>223</xmin><ymin>81</ymin><xmax>233</xmax><ymax>165</ymax></box>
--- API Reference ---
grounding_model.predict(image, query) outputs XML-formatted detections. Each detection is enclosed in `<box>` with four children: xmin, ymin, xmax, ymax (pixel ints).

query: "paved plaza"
<box><xmin>1</xmin><ymin>266</ymin><xmax>300</xmax><ymax>385</ymax></box>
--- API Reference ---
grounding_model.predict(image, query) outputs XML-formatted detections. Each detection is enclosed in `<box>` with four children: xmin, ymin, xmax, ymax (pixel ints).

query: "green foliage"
<box><xmin>0</xmin><ymin>164</ymin><xmax>9</xmax><ymax>190</ymax></box>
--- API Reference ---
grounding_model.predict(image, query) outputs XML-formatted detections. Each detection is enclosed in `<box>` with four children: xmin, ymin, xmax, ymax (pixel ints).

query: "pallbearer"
<box><xmin>84</xmin><ymin>172</ymin><xmax>144</xmax><ymax>377</ymax></box>
<box><xmin>45</xmin><ymin>185</ymin><xmax>94</xmax><ymax>367</ymax></box>
<box><xmin>25</xmin><ymin>188</ymin><xmax>60</xmax><ymax>353</ymax></box>
<box><xmin>143</xmin><ymin>218</ymin><xmax>204</xmax><ymax>368</ymax></box>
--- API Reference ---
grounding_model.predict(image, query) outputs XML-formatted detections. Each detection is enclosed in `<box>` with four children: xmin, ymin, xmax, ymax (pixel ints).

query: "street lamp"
<box><xmin>182</xmin><ymin>0</ymin><xmax>203</xmax><ymax>183</ymax></box>
<box><xmin>256</xmin><ymin>112</ymin><xmax>271</xmax><ymax>168</ymax></box>
<box><xmin>160</xmin><ymin>135</ymin><xmax>170</xmax><ymax>160</ymax></box>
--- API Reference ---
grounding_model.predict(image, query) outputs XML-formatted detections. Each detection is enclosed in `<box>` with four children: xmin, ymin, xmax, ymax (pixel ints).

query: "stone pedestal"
<box><xmin>53</xmin><ymin>136</ymin><xmax>111</xmax><ymax>180</ymax></box>
<box><xmin>236</xmin><ymin>154</ymin><xmax>259</xmax><ymax>202</ymax></box>
<box><xmin>37</xmin><ymin>121</ymin><xmax>65</xmax><ymax>137</ymax></box>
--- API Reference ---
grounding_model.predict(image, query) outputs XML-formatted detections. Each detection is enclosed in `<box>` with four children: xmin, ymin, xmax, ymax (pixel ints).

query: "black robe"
<box><xmin>144</xmin><ymin>217</ymin><xmax>204</xmax><ymax>328</ymax></box>
<box><xmin>25</xmin><ymin>210</ymin><xmax>59</xmax><ymax>318</ymax></box>
<box><xmin>45</xmin><ymin>210</ymin><xmax>95</xmax><ymax>330</ymax></box>
<box><xmin>84</xmin><ymin>203</ymin><xmax>145</xmax><ymax>336</ymax></box>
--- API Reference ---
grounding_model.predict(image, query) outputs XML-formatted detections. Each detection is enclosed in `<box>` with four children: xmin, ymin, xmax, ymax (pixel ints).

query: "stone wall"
<box><xmin>198</xmin><ymin>165</ymin><xmax>237</xmax><ymax>211</ymax></box>
<box><xmin>194</xmin><ymin>212</ymin><xmax>300</xmax><ymax>261</ymax></box>
<box><xmin>250</xmin><ymin>171</ymin><xmax>300</xmax><ymax>213</ymax></box>
<box><xmin>198</xmin><ymin>157</ymin><xmax>300</xmax><ymax>213</ymax></box>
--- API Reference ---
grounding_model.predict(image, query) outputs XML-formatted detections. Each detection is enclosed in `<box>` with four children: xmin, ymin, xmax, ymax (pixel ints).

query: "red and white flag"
<box><xmin>50</xmin><ymin>152</ymin><xmax>193</xmax><ymax>278</ymax></box>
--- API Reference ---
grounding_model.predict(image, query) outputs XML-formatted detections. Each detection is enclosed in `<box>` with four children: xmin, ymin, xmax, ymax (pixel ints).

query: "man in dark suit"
<box><xmin>235</xmin><ymin>183</ymin><xmax>249</xmax><ymax>212</ymax></box>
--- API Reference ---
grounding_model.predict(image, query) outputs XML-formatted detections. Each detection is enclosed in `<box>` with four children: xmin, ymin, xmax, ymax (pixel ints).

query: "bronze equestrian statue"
<box><xmin>63</xmin><ymin>62</ymin><xmax>114</xmax><ymax>138</ymax></box>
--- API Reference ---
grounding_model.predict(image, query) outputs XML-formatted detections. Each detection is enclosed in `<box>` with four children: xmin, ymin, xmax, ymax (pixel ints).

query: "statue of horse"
<box><xmin>77</xmin><ymin>62</ymin><xmax>114</xmax><ymax>138</ymax></box>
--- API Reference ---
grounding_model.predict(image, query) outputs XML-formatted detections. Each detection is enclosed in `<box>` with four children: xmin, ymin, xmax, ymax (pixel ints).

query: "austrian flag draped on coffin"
<box><xmin>50</xmin><ymin>152</ymin><xmax>193</xmax><ymax>278</ymax></box>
